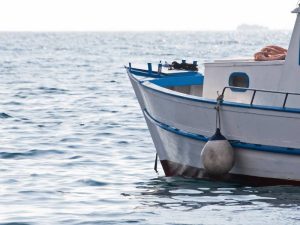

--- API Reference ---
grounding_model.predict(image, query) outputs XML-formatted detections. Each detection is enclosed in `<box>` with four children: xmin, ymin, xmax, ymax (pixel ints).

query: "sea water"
<box><xmin>0</xmin><ymin>31</ymin><xmax>299</xmax><ymax>225</ymax></box>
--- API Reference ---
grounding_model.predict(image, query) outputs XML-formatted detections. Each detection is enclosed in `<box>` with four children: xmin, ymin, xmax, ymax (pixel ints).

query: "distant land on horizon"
<box><xmin>236</xmin><ymin>24</ymin><xmax>270</xmax><ymax>31</ymax></box>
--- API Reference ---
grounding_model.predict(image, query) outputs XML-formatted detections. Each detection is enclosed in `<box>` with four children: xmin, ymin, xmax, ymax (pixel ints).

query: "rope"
<box><xmin>215</xmin><ymin>106</ymin><xmax>221</xmax><ymax>130</ymax></box>
<box><xmin>215</xmin><ymin>93</ymin><xmax>224</xmax><ymax>130</ymax></box>
<box><xmin>154</xmin><ymin>153</ymin><xmax>158</xmax><ymax>173</ymax></box>
<box><xmin>254</xmin><ymin>45</ymin><xmax>287</xmax><ymax>61</ymax></box>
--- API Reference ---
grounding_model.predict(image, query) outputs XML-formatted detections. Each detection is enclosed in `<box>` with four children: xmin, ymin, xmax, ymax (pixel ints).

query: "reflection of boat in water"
<box><xmin>126</xmin><ymin>5</ymin><xmax>300</xmax><ymax>185</ymax></box>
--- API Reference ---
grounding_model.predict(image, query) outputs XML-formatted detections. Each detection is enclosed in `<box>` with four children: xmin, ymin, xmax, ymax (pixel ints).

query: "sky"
<box><xmin>0</xmin><ymin>0</ymin><xmax>298</xmax><ymax>31</ymax></box>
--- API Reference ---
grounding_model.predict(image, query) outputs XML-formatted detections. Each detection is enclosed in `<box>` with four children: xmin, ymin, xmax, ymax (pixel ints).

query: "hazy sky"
<box><xmin>0</xmin><ymin>0</ymin><xmax>298</xmax><ymax>31</ymax></box>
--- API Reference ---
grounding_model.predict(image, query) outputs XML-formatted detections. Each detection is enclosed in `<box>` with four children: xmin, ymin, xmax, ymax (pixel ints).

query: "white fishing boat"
<box><xmin>126</xmin><ymin>5</ymin><xmax>300</xmax><ymax>185</ymax></box>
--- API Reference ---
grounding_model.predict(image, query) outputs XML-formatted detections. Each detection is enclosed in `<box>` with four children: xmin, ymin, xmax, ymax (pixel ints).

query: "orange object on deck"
<box><xmin>254</xmin><ymin>45</ymin><xmax>287</xmax><ymax>61</ymax></box>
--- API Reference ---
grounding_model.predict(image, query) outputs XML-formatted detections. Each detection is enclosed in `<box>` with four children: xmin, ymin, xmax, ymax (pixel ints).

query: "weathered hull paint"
<box><xmin>161</xmin><ymin>160</ymin><xmax>300</xmax><ymax>186</ymax></box>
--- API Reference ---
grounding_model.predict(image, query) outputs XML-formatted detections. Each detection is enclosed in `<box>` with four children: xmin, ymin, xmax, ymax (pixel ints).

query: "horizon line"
<box><xmin>0</xmin><ymin>29</ymin><xmax>292</xmax><ymax>33</ymax></box>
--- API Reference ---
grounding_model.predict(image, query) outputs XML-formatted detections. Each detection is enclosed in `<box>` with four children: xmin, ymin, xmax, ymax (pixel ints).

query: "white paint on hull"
<box><xmin>145</xmin><ymin>112</ymin><xmax>300</xmax><ymax>181</ymax></box>
<box><xmin>141</xmin><ymin>82</ymin><xmax>300</xmax><ymax>149</ymax></box>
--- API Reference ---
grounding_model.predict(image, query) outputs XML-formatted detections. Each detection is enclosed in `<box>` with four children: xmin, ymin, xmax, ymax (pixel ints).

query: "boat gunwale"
<box><xmin>127</xmin><ymin>68</ymin><xmax>300</xmax><ymax>114</ymax></box>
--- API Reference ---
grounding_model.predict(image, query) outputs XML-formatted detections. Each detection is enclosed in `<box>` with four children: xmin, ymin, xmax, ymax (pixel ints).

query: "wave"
<box><xmin>0</xmin><ymin>112</ymin><xmax>12</xmax><ymax>118</ymax></box>
<box><xmin>0</xmin><ymin>149</ymin><xmax>64</xmax><ymax>159</ymax></box>
<box><xmin>77</xmin><ymin>179</ymin><xmax>108</xmax><ymax>187</ymax></box>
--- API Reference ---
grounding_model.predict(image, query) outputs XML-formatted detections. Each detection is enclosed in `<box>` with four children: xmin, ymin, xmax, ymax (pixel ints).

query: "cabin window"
<box><xmin>229</xmin><ymin>72</ymin><xmax>249</xmax><ymax>92</ymax></box>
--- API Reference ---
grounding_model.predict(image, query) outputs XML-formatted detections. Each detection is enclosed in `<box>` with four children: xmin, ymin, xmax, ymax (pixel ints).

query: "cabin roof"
<box><xmin>204</xmin><ymin>59</ymin><xmax>285</xmax><ymax>67</ymax></box>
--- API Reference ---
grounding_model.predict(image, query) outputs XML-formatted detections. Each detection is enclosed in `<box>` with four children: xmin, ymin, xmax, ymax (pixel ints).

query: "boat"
<box><xmin>125</xmin><ymin>4</ymin><xmax>300</xmax><ymax>185</ymax></box>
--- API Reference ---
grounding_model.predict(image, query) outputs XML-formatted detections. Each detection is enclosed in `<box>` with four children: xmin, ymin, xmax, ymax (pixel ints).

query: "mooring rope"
<box><xmin>215</xmin><ymin>93</ymin><xmax>224</xmax><ymax>130</ymax></box>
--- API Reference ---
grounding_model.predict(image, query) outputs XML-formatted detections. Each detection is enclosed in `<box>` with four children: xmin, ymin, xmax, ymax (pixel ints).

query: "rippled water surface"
<box><xmin>0</xmin><ymin>31</ymin><xmax>299</xmax><ymax>225</ymax></box>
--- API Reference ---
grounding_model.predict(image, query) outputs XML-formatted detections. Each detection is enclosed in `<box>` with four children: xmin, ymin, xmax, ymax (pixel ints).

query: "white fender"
<box><xmin>201</xmin><ymin>128</ymin><xmax>235</xmax><ymax>176</ymax></box>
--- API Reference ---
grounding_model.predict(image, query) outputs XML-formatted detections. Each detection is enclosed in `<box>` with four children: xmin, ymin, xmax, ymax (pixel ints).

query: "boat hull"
<box><xmin>144</xmin><ymin>109</ymin><xmax>300</xmax><ymax>185</ymax></box>
<box><xmin>127</xmin><ymin>69</ymin><xmax>300</xmax><ymax>184</ymax></box>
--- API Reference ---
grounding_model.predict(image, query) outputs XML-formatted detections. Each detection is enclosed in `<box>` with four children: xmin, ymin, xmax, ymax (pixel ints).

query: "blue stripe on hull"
<box><xmin>143</xmin><ymin>109</ymin><xmax>300</xmax><ymax>155</ymax></box>
<box><xmin>299</xmin><ymin>38</ymin><xmax>300</xmax><ymax>66</ymax></box>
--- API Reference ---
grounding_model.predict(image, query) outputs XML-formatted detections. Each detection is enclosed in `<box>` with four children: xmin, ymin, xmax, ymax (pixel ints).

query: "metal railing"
<box><xmin>221</xmin><ymin>86</ymin><xmax>300</xmax><ymax>108</ymax></box>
